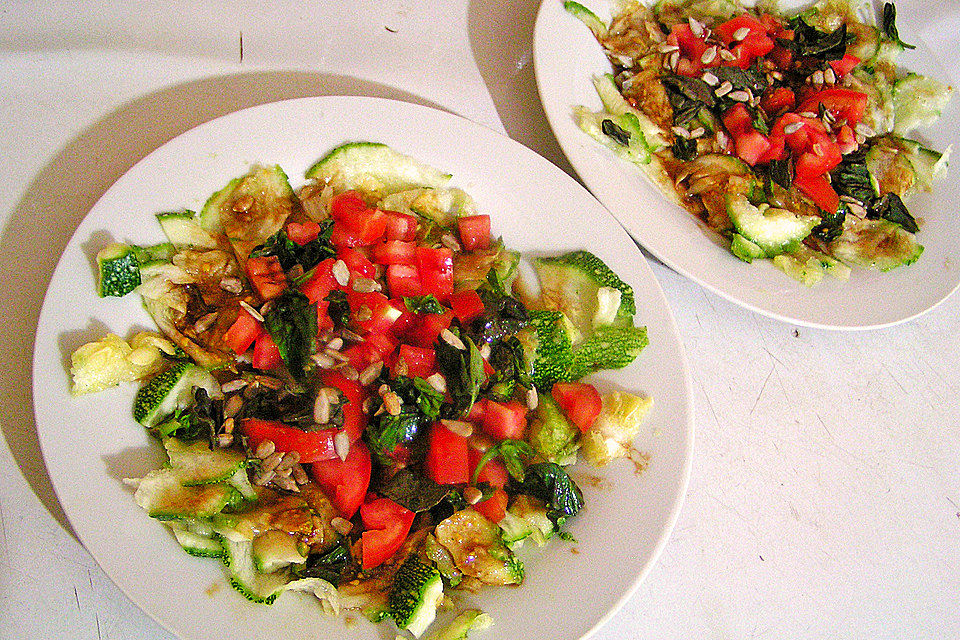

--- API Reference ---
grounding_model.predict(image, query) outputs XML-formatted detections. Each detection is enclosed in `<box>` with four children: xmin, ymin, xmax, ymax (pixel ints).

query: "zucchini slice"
<box><xmin>132</xmin><ymin>361</ymin><xmax>221</xmax><ymax>428</ymax></box>
<box><xmin>96</xmin><ymin>242</ymin><xmax>141</xmax><ymax>297</ymax></box>
<box><xmin>726</xmin><ymin>194</ymin><xmax>818</xmax><ymax>257</ymax></box>
<box><xmin>305</xmin><ymin>142</ymin><xmax>451</xmax><ymax>197</ymax></box>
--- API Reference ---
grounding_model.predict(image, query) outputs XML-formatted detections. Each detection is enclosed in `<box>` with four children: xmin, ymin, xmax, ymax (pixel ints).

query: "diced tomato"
<box><xmin>245</xmin><ymin>255</ymin><xmax>287</xmax><ymax>300</ymax></box>
<box><xmin>668</xmin><ymin>23</ymin><xmax>708</xmax><ymax>75</ymax></box>
<box><xmin>395</xmin><ymin>344</ymin><xmax>435</xmax><ymax>378</ymax></box>
<box><xmin>286</xmin><ymin>221</ymin><xmax>321</xmax><ymax>246</ymax></box>
<box><xmin>714</xmin><ymin>14</ymin><xmax>768</xmax><ymax>45</ymax></box>
<box><xmin>415</xmin><ymin>247</ymin><xmax>454</xmax><ymax>301</ymax></box>
<box><xmin>675</xmin><ymin>57</ymin><xmax>701</xmax><ymax>76</ymax></box>
<box><xmin>481</xmin><ymin>400</ymin><xmax>528</xmax><ymax>441</ymax></box>
<box><xmin>794</xmin><ymin>143</ymin><xmax>841</xmax><ymax>179</ymax></box>
<box><xmin>767</xmin><ymin>45</ymin><xmax>793</xmax><ymax>70</ymax></box>
<box><xmin>797</xmin><ymin>88</ymin><xmax>869</xmax><ymax>127</ymax></box>
<box><xmin>330</xmin><ymin>190</ymin><xmax>367</xmax><ymax>222</ymax></box>
<box><xmin>735</xmin><ymin>129</ymin><xmax>772</xmax><ymax>166</ymax></box>
<box><xmin>403</xmin><ymin>310</ymin><xmax>453</xmax><ymax>348</ymax></box>
<box><xmin>829</xmin><ymin>54</ymin><xmax>860</xmax><ymax>78</ymax></box>
<box><xmin>316</xmin><ymin>300</ymin><xmax>334</xmax><ymax>333</ymax></box>
<box><xmin>329</xmin><ymin>222</ymin><xmax>362</xmax><ymax>248</ymax></box>
<box><xmin>739</xmin><ymin>32</ymin><xmax>775</xmax><ymax>58</ymax></box>
<box><xmin>386</xmin><ymin>264</ymin><xmax>422</xmax><ymax>298</ymax></box>
<box><xmin>468</xmin><ymin>448</ymin><xmax>508</xmax><ymax>488</ymax></box>
<box><xmin>760</xmin><ymin>86</ymin><xmax>795</xmax><ymax>116</ymax></box>
<box><xmin>722</xmin><ymin>103</ymin><xmax>754</xmax><ymax>136</ymax></box>
<box><xmin>757</xmin><ymin>13</ymin><xmax>783</xmax><ymax>33</ymax></box>
<box><xmin>386</xmin><ymin>298</ymin><xmax>415</xmax><ymax>336</ymax></box>
<box><xmin>366</xmin><ymin>332</ymin><xmax>399</xmax><ymax>361</ymax></box>
<box><xmin>310</xmin><ymin>440</ymin><xmax>372</xmax><ymax>518</ymax></box>
<box><xmin>348</xmin><ymin>290</ymin><xmax>400</xmax><ymax>335</ymax></box>
<box><xmin>551</xmin><ymin>382</ymin><xmax>603</xmax><ymax>434</ymax></box>
<box><xmin>426</xmin><ymin>422</ymin><xmax>471</xmax><ymax>485</ymax></box>
<box><xmin>794</xmin><ymin>174</ymin><xmax>839</xmax><ymax>213</ymax></box>
<box><xmin>457</xmin><ymin>215</ymin><xmax>491</xmax><ymax>251</ymax></box>
<box><xmin>371</xmin><ymin>240</ymin><xmax>416</xmax><ymax>265</ymax></box>
<box><xmin>836</xmin><ymin>124</ymin><xmax>858</xmax><ymax>155</ymax></box>
<box><xmin>336</xmin><ymin>246</ymin><xmax>376</xmax><ymax>280</ymax></box>
<box><xmin>222</xmin><ymin>308</ymin><xmax>262</xmax><ymax>354</ymax></box>
<box><xmin>241</xmin><ymin>418</ymin><xmax>337</xmax><ymax>463</ymax></box>
<box><xmin>384</xmin><ymin>212</ymin><xmax>419</xmax><ymax>241</ymax></box>
<box><xmin>338</xmin><ymin>208</ymin><xmax>387</xmax><ymax>246</ymax></box>
<box><xmin>320</xmin><ymin>371</ymin><xmax>367</xmax><ymax>442</ymax></box>
<box><xmin>360</xmin><ymin>498</ymin><xmax>415</xmax><ymax>570</ymax></box>
<box><xmin>448</xmin><ymin>289</ymin><xmax>485</xmax><ymax>324</ymax></box>
<box><xmin>472</xmin><ymin>487</ymin><xmax>508</xmax><ymax>523</ymax></box>
<box><xmin>300</xmin><ymin>258</ymin><xmax>340</xmax><ymax>304</ymax></box>
<box><xmin>342</xmin><ymin>342</ymin><xmax>378</xmax><ymax>371</ymax></box>
<box><xmin>467</xmin><ymin>398</ymin><xmax>486</xmax><ymax>423</ymax></box>
<box><xmin>756</xmin><ymin>131</ymin><xmax>787</xmax><ymax>163</ymax></box>
<box><xmin>252</xmin><ymin>333</ymin><xmax>282</xmax><ymax>370</ymax></box>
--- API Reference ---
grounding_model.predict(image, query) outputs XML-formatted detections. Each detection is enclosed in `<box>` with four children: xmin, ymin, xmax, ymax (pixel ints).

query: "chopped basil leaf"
<box><xmin>881</xmin><ymin>2</ymin><xmax>915</xmax><ymax>50</ymax></box>
<box><xmin>601</xmin><ymin>118</ymin><xmax>631</xmax><ymax>146</ymax></box>
<box><xmin>403</xmin><ymin>294</ymin><xmax>445</xmax><ymax>315</ymax></box>
<box><xmin>868</xmin><ymin>192</ymin><xmax>919</xmax><ymax>233</ymax></box>
<box><xmin>263</xmin><ymin>289</ymin><xmax>316</xmax><ymax>379</ymax></box>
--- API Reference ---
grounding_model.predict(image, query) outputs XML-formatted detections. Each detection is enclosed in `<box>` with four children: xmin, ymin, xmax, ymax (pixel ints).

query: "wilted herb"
<box><xmin>768</xmin><ymin>157</ymin><xmax>793</xmax><ymax>189</ymax></box>
<box><xmin>519</xmin><ymin>463</ymin><xmax>584</xmax><ymax>524</ymax></box>
<box><xmin>295</xmin><ymin>540</ymin><xmax>356</xmax><ymax>585</ymax></box>
<box><xmin>869</xmin><ymin>192</ymin><xmax>919</xmax><ymax>233</ymax></box>
<box><xmin>881</xmin><ymin>2</ymin><xmax>915</xmax><ymax>50</ymax></box>
<box><xmin>324</xmin><ymin>290</ymin><xmax>351</xmax><ymax>329</ymax></box>
<box><xmin>601</xmin><ymin>119</ymin><xmax>631</xmax><ymax>146</ymax></box>
<box><xmin>471</xmin><ymin>439</ymin><xmax>534</xmax><ymax>484</ymax></box>
<box><xmin>263</xmin><ymin>289</ymin><xmax>316</xmax><ymax>379</ymax></box>
<box><xmin>786</xmin><ymin>17</ymin><xmax>849</xmax><ymax>60</ymax></box>
<box><xmin>485</xmin><ymin>336</ymin><xmax>531</xmax><ymax>400</ymax></box>
<box><xmin>672</xmin><ymin>136</ymin><xmax>698</xmax><ymax>161</ymax></box>
<box><xmin>831</xmin><ymin>149</ymin><xmax>875</xmax><ymax>205</ymax></box>
<box><xmin>242</xmin><ymin>386</ymin><xmax>344</xmax><ymax>431</ymax></box>
<box><xmin>365</xmin><ymin>376</ymin><xmax>444</xmax><ymax>455</ymax></box>
<box><xmin>435</xmin><ymin>328</ymin><xmax>486</xmax><ymax>416</ymax></box>
<box><xmin>812</xmin><ymin>204</ymin><xmax>847</xmax><ymax>242</ymax></box>
<box><xmin>250</xmin><ymin>222</ymin><xmax>335</xmax><ymax>272</ymax></box>
<box><xmin>403</xmin><ymin>294</ymin><xmax>445</xmax><ymax>315</ymax></box>
<box><xmin>378</xmin><ymin>468</ymin><xmax>454</xmax><ymax>513</ymax></box>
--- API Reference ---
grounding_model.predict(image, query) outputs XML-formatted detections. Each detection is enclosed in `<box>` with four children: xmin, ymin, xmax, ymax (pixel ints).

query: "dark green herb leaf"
<box><xmin>263</xmin><ymin>289</ymin><xmax>317</xmax><ymax>379</ymax></box>
<box><xmin>412</xmin><ymin>377</ymin><xmax>444</xmax><ymax>419</ymax></box>
<box><xmin>768</xmin><ymin>157</ymin><xmax>794</xmax><ymax>189</ymax></box>
<box><xmin>672</xmin><ymin>136</ymin><xmax>698</xmax><ymax>161</ymax></box>
<box><xmin>812</xmin><ymin>203</ymin><xmax>847</xmax><ymax>242</ymax></box>
<box><xmin>601</xmin><ymin>118</ymin><xmax>631</xmax><ymax>146</ymax></box>
<box><xmin>832</xmin><ymin>148</ymin><xmax>876</xmax><ymax>205</ymax></box>
<box><xmin>250</xmin><ymin>222</ymin><xmax>335</xmax><ymax>272</ymax></box>
<box><xmin>403</xmin><ymin>294</ymin><xmax>445</xmax><ymax>315</ymax></box>
<box><xmin>435</xmin><ymin>329</ymin><xmax>486</xmax><ymax>416</ymax></box>
<box><xmin>324</xmin><ymin>290</ymin><xmax>351</xmax><ymax>329</ymax></box>
<box><xmin>469</xmin><ymin>290</ymin><xmax>529</xmax><ymax>345</ymax></box>
<box><xmin>789</xmin><ymin>17</ymin><xmax>848</xmax><ymax>60</ymax></box>
<box><xmin>868</xmin><ymin>192</ymin><xmax>919</xmax><ymax>233</ymax></box>
<box><xmin>471</xmin><ymin>439</ymin><xmax>534</xmax><ymax>484</ymax></box>
<box><xmin>881</xmin><ymin>2</ymin><xmax>915</xmax><ymax>50</ymax></box>
<box><xmin>378</xmin><ymin>468</ymin><xmax>454</xmax><ymax>513</ymax></box>
<box><xmin>713</xmin><ymin>65</ymin><xmax>768</xmax><ymax>97</ymax></box>
<box><xmin>519</xmin><ymin>462</ymin><xmax>584</xmax><ymax>524</ymax></box>
<box><xmin>295</xmin><ymin>540</ymin><xmax>356</xmax><ymax>585</ymax></box>
<box><xmin>241</xmin><ymin>385</ymin><xmax>344</xmax><ymax>431</ymax></box>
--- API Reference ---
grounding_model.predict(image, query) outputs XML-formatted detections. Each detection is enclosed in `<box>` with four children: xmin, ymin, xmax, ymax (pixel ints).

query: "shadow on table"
<box><xmin>1</xmin><ymin>70</ymin><xmax>446</xmax><ymax>537</ymax></box>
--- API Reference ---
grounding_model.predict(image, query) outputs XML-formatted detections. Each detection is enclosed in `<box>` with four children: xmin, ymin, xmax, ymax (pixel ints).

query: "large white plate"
<box><xmin>534</xmin><ymin>0</ymin><xmax>960</xmax><ymax>329</ymax></box>
<box><xmin>33</xmin><ymin>96</ymin><xmax>694</xmax><ymax>640</ymax></box>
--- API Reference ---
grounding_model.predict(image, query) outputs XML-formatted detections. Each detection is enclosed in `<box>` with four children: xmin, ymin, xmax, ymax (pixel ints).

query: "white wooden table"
<box><xmin>2</xmin><ymin>1</ymin><xmax>958</xmax><ymax>638</ymax></box>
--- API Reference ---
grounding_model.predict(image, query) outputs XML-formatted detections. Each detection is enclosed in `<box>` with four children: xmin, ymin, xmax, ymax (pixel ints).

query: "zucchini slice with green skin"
<box><xmin>132</xmin><ymin>361</ymin><xmax>222</xmax><ymax>428</ymax></box>
<box><xmin>305</xmin><ymin>142</ymin><xmax>451</xmax><ymax>196</ymax></box>
<box><xmin>379</xmin><ymin>187</ymin><xmax>477</xmax><ymax>227</ymax></box>
<box><xmin>133</xmin><ymin>468</ymin><xmax>239</xmax><ymax>521</ymax></box>
<box><xmin>162</xmin><ymin>438</ymin><xmax>247</xmax><ymax>486</ymax></box>
<box><xmin>730</xmin><ymin>233</ymin><xmax>766</xmax><ymax>263</ymax></box>
<box><xmin>564</xmin><ymin>0</ymin><xmax>607</xmax><ymax>38</ymax></box>
<box><xmin>830</xmin><ymin>218</ymin><xmax>924</xmax><ymax>272</ymax></box>
<box><xmin>251</xmin><ymin>530</ymin><xmax>307</xmax><ymax>574</ymax></box>
<box><xmin>387</xmin><ymin>558</ymin><xmax>444</xmax><ymax>638</ymax></box>
<box><xmin>221</xmin><ymin>537</ymin><xmax>291</xmax><ymax>604</ymax></box>
<box><xmin>166</xmin><ymin>522</ymin><xmax>224</xmax><ymax>558</ymax></box>
<box><xmin>726</xmin><ymin>194</ymin><xmax>818</xmax><ymax>257</ymax></box>
<box><xmin>96</xmin><ymin>242</ymin><xmax>141</xmax><ymax>297</ymax></box>
<box><xmin>156</xmin><ymin>211</ymin><xmax>218</xmax><ymax>248</ymax></box>
<box><xmin>591</xmin><ymin>74</ymin><xmax>668</xmax><ymax>151</ymax></box>
<box><xmin>892</xmin><ymin>73</ymin><xmax>954</xmax><ymax>134</ymax></box>
<box><xmin>431</xmin><ymin>610</ymin><xmax>493</xmax><ymax>640</ymax></box>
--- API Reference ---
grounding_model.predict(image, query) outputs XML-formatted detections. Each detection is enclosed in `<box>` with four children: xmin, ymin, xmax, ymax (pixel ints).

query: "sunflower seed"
<box><xmin>239</xmin><ymin>300</ymin><xmax>264</xmax><ymax>322</ymax></box>
<box><xmin>783</xmin><ymin>121</ymin><xmax>804</xmax><ymax>134</ymax></box>
<box><xmin>716</xmin><ymin>130</ymin><xmax>729</xmax><ymax>148</ymax></box>
<box><xmin>337</xmin><ymin>364</ymin><xmax>359</xmax><ymax>380</ymax></box>
<box><xmin>441</xmin><ymin>419</ymin><xmax>474</xmax><ymax>438</ymax></box>
<box><xmin>223</xmin><ymin>395</ymin><xmax>243</xmax><ymax>420</ymax></box>
<box><xmin>689</xmin><ymin>127</ymin><xmax>706</xmax><ymax>138</ymax></box>
<box><xmin>823</xmin><ymin>67</ymin><xmax>836</xmax><ymax>84</ymax></box>
<box><xmin>355</xmin><ymin>304</ymin><xmax>372</xmax><ymax>322</ymax></box>
<box><xmin>813</xmin><ymin>143</ymin><xmax>825</xmax><ymax>157</ymax></box>
<box><xmin>702</xmin><ymin>71</ymin><xmax>720</xmax><ymax>86</ymax></box>
<box><xmin>809</xmin><ymin>70</ymin><xmax>824</xmax><ymax>86</ymax></box>
<box><xmin>254</xmin><ymin>375</ymin><xmax>283</xmax><ymax>390</ymax></box>
<box><xmin>261</xmin><ymin>451</ymin><xmax>284</xmax><ymax>473</ymax></box>
<box><xmin>277</xmin><ymin>451</ymin><xmax>300</xmax><ymax>472</ymax></box>
<box><xmin>255</xmin><ymin>440</ymin><xmax>276</xmax><ymax>459</ymax></box>
<box><xmin>733</xmin><ymin>26</ymin><xmax>752</xmax><ymax>41</ymax></box>
<box><xmin>341</xmin><ymin>328</ymin><xmax>364</xmax><ymax>342</ymax></box>
<box><xmin>657</xmin><ymin>43</ymin><xmax>680</xmax><ymax>53</ymax></box>
<box><xmin>359</xmin><ymin>361</ymin><xmax>384</xmax><ymax>385</ymax></box>
<box><xmin>440</xmin><ymin>233</ymin><xmax>462</xmax><ymax>252</ymax></box>
<box><xmin>314</xmin><ymin>391</ymin><xmax>330</xmax><ymax>424</ymax></box>
<box><xmin>440</xmin><ymin>328</ymin><xmax>466</xmax><ymax>350</ymax></box>
<box><xmin>798</xmin><ymin>111</ymin><xmax>818</xmax><ymax>119</ymax></box>
<box><xmin>274</xmin><ymin>474</ymin><xmax>300</xmax><ymax>492</ymax></box>
<box><xmin>855</xmin><ymin>123</ymin><xmax>875</xmax><ymax>138</ymax></box>
<box><xmin>668</xmin><ymin>50</ymin><xmax>680</xmax><ymax>70</ymax></box>
<box><xmin>254</xmin><ymin>469</ymin><xmax>275</xmax><ymax>486</ymax></box>
<box><xmin>847</xmin><ymin>202</ymin><xmax>867</xmax><ymax>218</ymax></box>
<box><xmin>688</xmin><ymin>17</ymin><xmax>704</xmax><ymax>36</ymax></box>
<box><xmin>292</xmin><ymin>464</ymin><xmax>309</xmax><ymax>485</ymax></box>
<box><xmin>769</xmin><ymin>70</ymin><xmax>783</xmax><ymax>81</ymax></box>
<box><xmin>331</xmin><ymin>260</ymin><xmax>350</xmax><ymax>286</ymax></box>
<box><xmin>715</xmin><ymin>81</ymin><xmax>733</xmax><ymax>97</ymax></box>
<box><xmin>334</xmin><ymin>430</ymin><xmax>351</xmax><ymax>461</ymax></box>
<box><xmin>221</xmin><ymin>378</ymin><xmax>247</xmax><ymax>393</ymax></box>
<box><xmin>331</xmin><ymin>517</ymin><xmax>353</xmax><ymax>536</ymax></box>
<box><xmin>326</xmin><ymin>337</ymin><xmax>344</xmax><ymax>351</ymax></box>
<box><xmin>217</xmin><ymin>433</ymin><xmax>234</xmax><ymax>448</ymax></box>
<box><xmin>700</xmin><ymin>46</ymin><xmax>717</xmax><ymax>65</ymax></box>
<box><xmin>312</xmin><ymin>352</ymin><xmax>336</xmax><ymax>368</ymax></box>
<box><xmin>426</xmin><ymin>372</ymin><xmax>447</xmax><ymax>393</ymax></box>
<box><xmin>672</xmin><ymin>126</ymin><xmax>691</xmax><ymax>139</ymax></box>
<box><xmin>719</xmin><ymin>49</ymin><xmax>737</xmax><ymax>61</ymax></box>
<box><xmin>352</xmin><ymin>277</ymin><xmax>381</xmax><ymax>293</ymax></box>
<box><xmin>526</xmin><ymin>386</ymin><xmax>539</xmax><ymax>410</ymax></box>
<box><xmin>728</xmin><ymin>90</ymin><xmax>751</xmax><ymax>102</ymax></box>
<box><xmin>463</xmin><ymin>486</ymin><xmax>483</xmax><ymax>505</ymax></box>
<box><xmin>381</xmin><ymin>389</ymin><xmax>402</xmax><ymax>416</ymax></box>
<box><xmin>219</xmin><ymin>277</ymin><xmax>243</xmax><ymax>294</ymax></box>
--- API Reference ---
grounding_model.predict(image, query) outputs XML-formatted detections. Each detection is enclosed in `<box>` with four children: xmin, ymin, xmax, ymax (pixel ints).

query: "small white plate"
<box><xmin>33</xmin><ymin>96</ymin><xmax>694</xmax><ymax>640</ymax></box>
<box><xmin>534</xmin><ymin>0</ymin><xmax>960</xmax><ymax>329</ymax></box>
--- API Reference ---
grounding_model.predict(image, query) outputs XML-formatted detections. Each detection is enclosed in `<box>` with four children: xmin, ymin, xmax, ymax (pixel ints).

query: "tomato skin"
<box><xmin>426</xmin><ymin>422</ymin><xmax>471</xmax><ymax>485</ymax></box>
<box><xmin>336</xmin><ymin>247</ymin><xmax>376</xmax><ymax>280</ymax></box>
<box><xmin>300</xmin><ymin>258</ymin><xmax>340</xmax><ymax>304</ymax></box>
<box><xmin>481</xmin><ymin>400</ymin><xmax>528</xmax><ymax>441</ymax></box>
<box><xmin>667</xmin><ymin>23</ymin><xmax>708</xmax><ymax>75</ymax></box>
<box><xmin>795</xmin><ymin>174</ymin><xmax>839</xmax><ymax>214</ymax></box>
<box><xmin>457</xmin><ymin>215</ymin><xmax>491</xmax><ymax>251</ymax></box>
<box><xmin>722</xmin><ymin>103</ymin><xmax>753</xmax><ymax>136</ymax></box>
<box><xmin>797</xmin><ymin>88</ymin><xmax>868</xmax><ymax>127</ymax></box>
<box><xmin>734</xmin><ymin>129</ymin><xmax>772</xmax><ymax>166</ymax></box>
<box><xmin>348</xmin><ymin>290</ymin><xmax>397</xmax><ymax>335</ymax></box>
<box><xmin>310</xmin><ymin>440</ymin><xmax>372</xmax><ymax>518</ymax></box>
<box><xmin>551</xmin><ymin>382</ymin><xmax>603</xmax><ymax>434</ymax></box>
<box><xmin>403</xmin><ymin>310</ymin><xmax>453</xmax><ymax>348</ymax></box>
<box><xmin>384</xmin><ymin>212</ymin><xmax>419</xmax><ymax>241</ymax></box>
<box><xmin>829</xmin><ymin>54</ymin><xmax>860</xmax><ymax>78</ymax></box>
<box><xmin>468</xmin><ymin>448</ymin><xmax>509</xmax><ymax>488</ymax></box>
<box><xmin>386</xmin><ymin>263</ymin><xmax>423</xmax><ymax>298</ymax></box>
<box><xmin>715</xmin><ymin>14</ymin><xmax>768</xmax><ymax>44</ymax></box>
<box><xmin>415</xmin><ymin>247</ymin><xmax>454</xmax><ymax>301</ymax></box>
<box><xmin>329</xmin><ymin>222</ymin><xmax>363</xmax><ymax>248</ymax></box>
<box><xmin>360</xmin><ymin>498</ymin><xmax>415</xmax><ymax>570</ymax></box>
<box><xmin>241</xmin><ymin>418</ymin><xmax>338</xmax><ymax>463</ymax></box>
<box><xmin>245</xmin><ymin>255</ymin><xmax>288</xmax><ymax>300</ymax></box>
<box><xmin>371</xmin><ymin>240</ymin><xmax>416</xmax><ymax>265</ymax></box>
<box><xmin>330</xmin><ymin>191</ymin><xmax>368</xmax><ymax>222</ymax></box>
<box><xmin>472</xmin><ymin>488</ymin><xmax>508</xmax><ymax>523</ymax></box>
<box><xmin>222</xmin><ymin>308</ymin><xmax>263</xmax><ymax>354</ymax></box>
<box><xmin>395</xmin><ymin>344</ymin><xmax>435</xmax><ymax>378</ymax></box>
<box><xmin>320</xmin><ymin>371</ymin><xmax>367</xmax><ymax>443</ymax></box>
<box><xmin>448</xmin><ymin>289</ymin><xmax>486</xmax><ymax>324</ymax></box>
<box><xmin>286</xmin><ymin>221</ymin><xmax>321</xmax><ymax>246</ymax></box>
<box><xmin>760</xmin><ymin>86</ymin><xmax>795</xmax><ymax>116</ymax></box>
<box><xmin>252</xmin><ymin>333</ymin><xmax>282</xmax><ymax>370</ymax></box>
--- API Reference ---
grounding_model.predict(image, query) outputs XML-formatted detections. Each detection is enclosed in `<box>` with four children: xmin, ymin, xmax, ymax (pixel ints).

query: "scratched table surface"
<box><xmin>2</xmin><ymin>1</ymin><xmax>959</xmax><ymax>638</ymax></box>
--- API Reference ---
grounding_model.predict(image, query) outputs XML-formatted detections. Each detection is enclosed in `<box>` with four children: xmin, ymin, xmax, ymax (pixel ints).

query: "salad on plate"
<box><xmin>567</xmin><ymin>0</ymin><xmax>952</xmax><ymax>286</ymax></box>
<box><xmin>69</xmin><ymin>141</ymin><xmax>654</xmax><ymax>638</ymax></box>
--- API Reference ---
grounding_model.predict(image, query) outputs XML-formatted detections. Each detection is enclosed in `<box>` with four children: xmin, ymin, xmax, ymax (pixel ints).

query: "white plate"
<box><xmin>534</xmin><ymin>0</ymin><xmax>960</xmax><ymax>329</ymax></box>
<box><xmin>32</xmin><ymin>96</ymin><xmax>694</xmax><ymax>640</ymax></box>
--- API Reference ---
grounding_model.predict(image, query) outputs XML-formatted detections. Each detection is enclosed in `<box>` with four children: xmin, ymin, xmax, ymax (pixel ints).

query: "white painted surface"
<box><xmin>2</xmin><ymin>1</ymin><xmax>959</xmax><ymax>639</ymax></box>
